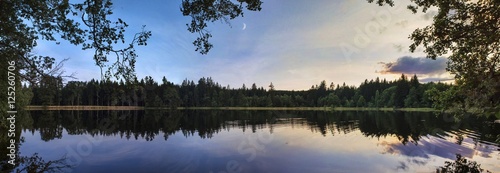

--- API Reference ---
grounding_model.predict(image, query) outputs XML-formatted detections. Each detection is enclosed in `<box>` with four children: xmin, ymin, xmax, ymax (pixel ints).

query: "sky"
<box><xmin>35</xmin><ymin>0</ymin><xmax>454</xmax><ymax>90</ymax></box>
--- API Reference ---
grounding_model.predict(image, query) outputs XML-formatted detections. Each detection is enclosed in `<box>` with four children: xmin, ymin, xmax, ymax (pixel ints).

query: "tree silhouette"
<box><xmin>180</xmin><ymin>0</ymin><xmax>263</xmax><ymax>54</ymax></box>
<box><xmin>437</xmin><ymin>154</ymin><xmax>491</xmax><ymax>173</ymax></box>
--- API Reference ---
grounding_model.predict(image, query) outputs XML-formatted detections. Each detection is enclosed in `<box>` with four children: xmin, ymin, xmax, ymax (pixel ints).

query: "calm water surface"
<box><xmin>14</xmin><ymin>110</ymin><xmax>500</xmax><ymax>172</ymax></box>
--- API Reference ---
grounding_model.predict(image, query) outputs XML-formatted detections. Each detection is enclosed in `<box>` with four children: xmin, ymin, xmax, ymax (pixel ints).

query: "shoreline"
<box><xmin>25</xmin><ymin>105</ymin><xmax>437</xmax><ymax>112</ymax></box>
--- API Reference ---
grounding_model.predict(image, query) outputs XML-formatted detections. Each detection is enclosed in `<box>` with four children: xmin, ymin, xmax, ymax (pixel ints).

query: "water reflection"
<box><xmin>23</xmin><ymin>110</ymin><xmax>499</xmax><ymax>144</ymax></box>
<box><xmin>10</xmin><ymin>110</ymin><xmax>500</xmax><ymax>172</ymax></box>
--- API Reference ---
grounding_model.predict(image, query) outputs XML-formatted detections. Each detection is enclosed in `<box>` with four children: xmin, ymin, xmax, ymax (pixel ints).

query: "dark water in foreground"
<box><xmin>14</xmin><ymin>110</ymin><xmax>500</xmax><ymax>172</ymax></box>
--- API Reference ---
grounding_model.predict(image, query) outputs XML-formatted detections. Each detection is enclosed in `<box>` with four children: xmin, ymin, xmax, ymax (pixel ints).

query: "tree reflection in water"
<box><xmin>3</xmin><ymin>110</ymin><xmax>498</xmax><ymax>172</ymax></box>
<box><xmin>15</xmin><ymin>153</ymin><xmax>73</xmax><ymax>173</ymax></box>
<box><xmin>19</xmin><ymin>110</ymin><xmax>500</xmax><ymax>146</ymax></box>
<box><xmin>437</xmin><ymin>154</ymin><xmax>492</xmax><ymax>173</ymax></box>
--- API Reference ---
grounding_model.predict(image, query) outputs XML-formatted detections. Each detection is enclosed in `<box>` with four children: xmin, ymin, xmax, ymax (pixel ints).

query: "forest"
<box><xmin>28</xmin><ymin>74</ymin><xmax>452</xmax><ymax>109</ymax></box>
<box><xmin>2</xmin><ymin>0</ymin><xmax>498</xmax><ymax>114</ymax></box>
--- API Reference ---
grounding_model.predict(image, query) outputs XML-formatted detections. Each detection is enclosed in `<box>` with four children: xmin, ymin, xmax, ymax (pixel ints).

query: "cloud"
<box><xmin>378</xmin><ymin>56</ymin><xmax>447</xmax><ymax>75</ymax></box>
<box><xmin>379</xmin><ymin>137</ymin><xmax>475</xmax><ymax>160</ymax></box>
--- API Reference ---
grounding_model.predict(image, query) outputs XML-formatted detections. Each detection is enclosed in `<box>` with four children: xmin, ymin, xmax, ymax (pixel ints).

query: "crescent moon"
<box><xmin>242</xmin><ymin>23</ymin><xmax>246</xmax><ymax>30</ymax></box>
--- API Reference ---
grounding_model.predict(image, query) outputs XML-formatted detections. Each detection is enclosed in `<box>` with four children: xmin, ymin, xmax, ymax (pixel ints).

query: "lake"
<box><xmin>10</xmin><ymin>110</ymin><xmax>500</xmax><ymax>172</ymax></box>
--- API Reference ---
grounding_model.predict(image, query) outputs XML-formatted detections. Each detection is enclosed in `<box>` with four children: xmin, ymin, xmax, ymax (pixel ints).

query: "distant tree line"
<box><xmin>27</xmin><ymin>74</ymin><xmax>452</xmax><ymax>109</ymax></box>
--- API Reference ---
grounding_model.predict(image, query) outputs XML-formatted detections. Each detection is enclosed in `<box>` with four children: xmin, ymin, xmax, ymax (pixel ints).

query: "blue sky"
<box><xmin>35</xmin><ymin>0</ymin><xmax>452</xmax><ymax>90</ymax></box>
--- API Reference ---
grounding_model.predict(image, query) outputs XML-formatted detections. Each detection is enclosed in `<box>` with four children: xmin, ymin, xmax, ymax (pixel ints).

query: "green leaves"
<box><xmin>181</xmin><ymin>0</ymin><xmax>263</xmax><ymax>54</ymax></box>
<box><xmin>368</xmin><ymin>0</ymin><xmax>500</xmax><ymax>114</ymax></box>
<box><xmin>1</xmin><ymin>0</ymin><xmax>152</xmax><ymax>83</ymax></box>
<box><xmin>3</xmin><ymin>0</ymin><xmax>266</xmax><ymax>83</ymax></box>
<box><xmin>366</xmin><ymin>0</ymin><xmax>394</xmax><ymax>6</ymax></box>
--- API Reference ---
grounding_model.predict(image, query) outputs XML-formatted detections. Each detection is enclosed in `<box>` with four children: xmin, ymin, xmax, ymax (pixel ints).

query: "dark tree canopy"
<box><xmin>180</xmin><ymin>0</ymin><xmax>263</xmax><ymax>54</ymax></box>
<box><xmin>1</xmin><ymin>0</ymin><xmax>263</xmax><ymax>82</ymax></box>
<box><xmin>1</xmin><ymin>0</ymin><xmax>151</xmax><ymax>82</ymax></box>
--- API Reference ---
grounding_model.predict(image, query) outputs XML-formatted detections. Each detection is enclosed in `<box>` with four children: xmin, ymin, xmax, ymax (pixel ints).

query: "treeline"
<box><xmin>28</xmin><ymin>74</ymin><xmax>452</xmax><ymax>108</ymax></box>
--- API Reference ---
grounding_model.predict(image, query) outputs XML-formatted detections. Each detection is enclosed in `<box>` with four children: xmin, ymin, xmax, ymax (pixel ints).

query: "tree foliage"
<box><xmin>180</xmin><ymin>0</ymin><xmax>263</xmax><ymax>54</ymax></box>
<box><xmin>0</xmin><ymin>0</ymin><xmax>151</xmax><ymax>82</ymax></box>
<box><xmin>437</xmin><ymin>154</ymin><xmax>491</xmax><ymax>173</ymax></box>
<box><xmin>1</xmin><ymin>0</ymin><xmax>263</xmax><ymax>82</ymax></box>
<box><xmin>367</xmin><ymin>0</ymin><xmax>500</xmax><ymax>113</ymax></box>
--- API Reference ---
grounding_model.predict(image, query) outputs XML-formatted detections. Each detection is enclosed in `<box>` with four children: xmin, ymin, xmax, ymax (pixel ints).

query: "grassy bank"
<box><xmin>26</xmin><ymin>105</ymin><xmax>438</xmax><ymax>112</ymax></box>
